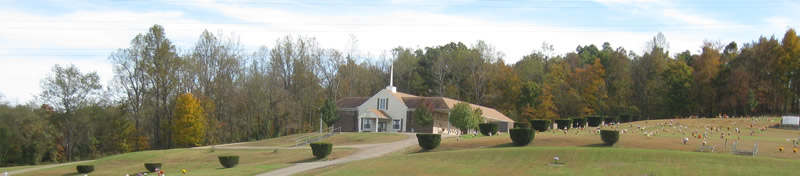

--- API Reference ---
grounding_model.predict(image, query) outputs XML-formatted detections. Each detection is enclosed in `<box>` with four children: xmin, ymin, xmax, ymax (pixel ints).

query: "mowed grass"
<box><xmin>302</xmin><ymin>147</ymin><xmax>800</xmax><ymax>176</ymax></box>
<box><xmin>0</xmin><ymin>165</ymin><xmax>36</xmax><ymax>172</ymax></box>
<box><xmin>317</xmin><ymin>132</ymin><xmax>408</xmax><ymax>146</ymax></box>
<box><xmin>229</xmin><ymin>133</ymin><xmax>312</xmax><ymax>147</ymax></box>
<box><xmin>21</xmin><ymin>148</ymin><xmax>355</xmax><ymax>176</ymax></box>
<box><xmin>234</xmin><ymin>132</ymin><xmax>407</xmax><ymax>147</ymax></box>
<box><xmin>397</xmin><ymin>117</ymin><xmax>800</xmax><ymax>160</ymax></box>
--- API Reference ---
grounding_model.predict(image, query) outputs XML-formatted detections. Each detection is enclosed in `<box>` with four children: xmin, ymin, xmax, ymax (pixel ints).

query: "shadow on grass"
<box><xmin>289</xmin><ymin>157</ymin><xmax>326</xmax><ymax>164</ymax></box>
<box><xmin>408</xmin><ymin>148</ymin><xmax>438</xmax><ymax>154</ymax></box>
<box><xmin>489</xmin><ymin>143</ymin><xmax>516</xmax><ymax>148</ymax></box>
<box><xmin>582</xmin><ymin>143</ymin><xmax>611</xmax><ymax>147</ymax></box>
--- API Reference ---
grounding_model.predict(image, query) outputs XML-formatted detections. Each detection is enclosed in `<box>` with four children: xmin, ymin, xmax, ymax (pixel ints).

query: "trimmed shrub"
<box><xmin>509</xmin><ymin>128</ymin><xmax>535</xmax><ymax>146</ymax></box>
<box><xmin>529</xmin><ymin>119</ymin><xmax>551</xmax><ymax>132</ymax></box>
<box><xmin>586</xmin><ymin>116</ymin><xmax>603</xmax><ymax>127</ymax></box>
<box><xmin>600</xmin><ymin>130</ymin><xmax>620</xmax><ymax>146</ymax></box>
<box><xmin>619</xmin><ymin>114</ymin><xmax>632</xmax><ymax>123</ymax></box>
<box><xmin>555</xmin><ymin>119</ymin><xmax>572</xmax><ymax>130</ymax></box>
<box><xmin>416</xmin><ymin>133</ymin><xmax>442</xmax><ymax>150</ymax></box>
<box><xmin>218</xmin><ymin>155</ymin><xmax>240</xmax><ymax>168</ymax></box>
<box><xmin>144</xmin><ymin>163</ymin><xmax>162</xmax><ymax>172</ymax></box>
<box><xmin>603</xmin><ymin>116</ymin><xmax>618</xmax><ymax>124</ymax></box>
<box><xmin>571</xmin><ymin>118</ymin><xmax>586</xmax><ymax>128</ymax></box>
<box><xmin>632</xmin><ymin>115</ymin><xmax>641</xmax><ymax>122</ymax></box>
<box><xmin>478</xmin><ymin>123</ymin><xmax>499</xmax><ymax>136</ymax></box>
<box><xmin>76</xmin><ymin>165</ymin><xmax>94</xmax><ymax>173</ymax></box>
<box><xmin>514</xmin><ymin>122</ymin><xmax>531</xmax><ymax>129</ymax></box>
<box><xmin>310</xmin><ymin>142</ymin><xmax>333</xmax><ymax>159</ymax></box>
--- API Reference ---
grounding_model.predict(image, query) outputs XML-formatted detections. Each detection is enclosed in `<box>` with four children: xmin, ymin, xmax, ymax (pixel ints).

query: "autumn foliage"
<box><xmin>172</xmin><ymin>93</ymin><xmax>207</xmax><ymax>147</ymax></box>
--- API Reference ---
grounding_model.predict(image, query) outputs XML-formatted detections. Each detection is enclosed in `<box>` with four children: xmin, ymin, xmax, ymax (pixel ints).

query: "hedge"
<box><xmin>571</xmin><ymin>118</ymin><xmax>586</xmax><ymax>128</ymax></box>
<box><xmin>309</xmin><ymin>142</ymin><xmax>333</xmax><ymax>159</ymax></box>
<box><xmin>586</xmin><ymin>116</ymin><xmax>603</xmax><ymax>127</ymax></box>
<box><xmin>529</xmin><ymin>119</ymin><xmax>551</xmax><ymax>132</ymax></box>
<box><xmin>509</xmin><ymin>128</ymin><xmax>535</xmax><ymax>146</ymax></box>
<box><xmin>632</xmin><ymin>115</ymin><xmax>641</xmax><ymax>122</ymax></box>
<box><xmin>514</xmin><ymin>122</ymin><xmax>531</xmax><ymax>129</ymax></box>
<box><xmin>478</xmin><ymin>123</ymin><xmax>499</xmax><ymax>136</ymax></box>
<box><xmin>600</xmin><ymin>130</ymin><xmax>620</xmax><ymax>146</ymax></box>
<box><xmin>555</xmin><ymin>119</ymin><xmax>572</xmax><ymax>130</ymax></box>
<box><xmin>416</xmin><ymin>133</ymin><xmax>441</xmax><ymax>150</ymax></box>
<box><xmin>604</xmin><ymin>116</ymin><xmax>618</xmax><ymax>124</ymax></box>
<box><xmin>310</xmin><ymin>142</ymin><xmax>333</xmax><ymax>159</ymax></box>
<box><xmin>144</xmin><ymin>163</ymin><xmax>162</xmax><ymax>172</ymax></box>
<box><xmin>619</xmin><ymin>114</ymin><xmax>632</xmax><ymax>123</ymax></box>
<box><xmin>76</xmin><ymin>165</ymin><xmax>94</xmax><ymax>173</ymax></box>
<box><xmin>218</xmin><ymin>155</ymin><xmax>240</xmax><ymax>168</ymax></box>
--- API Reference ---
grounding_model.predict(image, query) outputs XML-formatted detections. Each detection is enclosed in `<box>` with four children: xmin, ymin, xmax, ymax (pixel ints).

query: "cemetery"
<box><xmin>5</xmin><ymin>116</ymin><xmax>800</xmax><ymax>175</ymax></box>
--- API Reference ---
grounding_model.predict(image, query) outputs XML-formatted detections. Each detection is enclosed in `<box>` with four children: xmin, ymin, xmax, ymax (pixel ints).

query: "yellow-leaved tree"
<box><xmin>172</xmin><ymin>93</ymin><xmax>206</xmax><ymax>147</ymax></box>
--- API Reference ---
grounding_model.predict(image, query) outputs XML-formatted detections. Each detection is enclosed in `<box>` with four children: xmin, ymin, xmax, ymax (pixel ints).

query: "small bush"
<box><xmin>478</xmin><ymin>123</ymin><xmax>499</xmax><ymax>136</ymax></box>
<box><xmin>509</xmin><ymin>128</ymin><xmax>535</xmax><ymax>146</ymax></box>
<box><xmin>600</xmin><ymin>130</ymin><xmax>620</xmax><ymax>146</ymax></box>
<box><xmin>514</xmin><ymin>122</ymin><xmax>531</xmax><ymax>129</ymax></box>
<box><xmin>603</xmin><ymin>116</ymin><xmax>618</xmax><ymax>124</ymax></box>
<box><xmin>555</xmin><ymin>119</ymin><xmax>572</xmax><ymax>130</ymax></box>
<box><xmin>619</xmin><ymin>114</ymin><xmax>632</xmax><ymax>123</ymax></box>
<box><xmin>144</xmin><ymin>163</ymin><xmax>162</xmax><ymax>172</ymax></box>
<box><xmin>76</xmin><ymin>165</ymin><xmax>94</xmax><ymax>173</ymax></box>
<box><xmin>218</xmin><ymin>155</ymin><xmax>240</xmax><ymax>168</ymax></box>
<box><xmin>572</xmin><ymin>118</ymin><xmax>586</xmax><ymax>128</ymax></box>
<box><xmin>416</xmin><ymin>133</ymin><xmax>441</xmax><ymax>150</ymax></box>
<box><xmin>310</xmin><ymin>142</ymin><xmax>333</xmax><ymax>159</ymax></box>
<box><xmin>529</xmin><ymin>119</ymin><xmax>551</xmax><ymax>132</ymax></box>
<box><xmin>586</xmin><ymin>116</ymin><xmax>603</xmax><ymax>127</ymax></box>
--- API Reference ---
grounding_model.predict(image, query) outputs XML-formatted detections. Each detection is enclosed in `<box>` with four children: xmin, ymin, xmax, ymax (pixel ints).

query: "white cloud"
<box><xmin>195</xmin><ymin>2</ymin><xmax>661</xmax><ymax>60</ymax></box>
<box><xmin>0</xmin><ymin>8</ymin><xmax>201</xmax><ymax>104</ymax></box>
<box><xmin>0</xmin><ymin>57</ymin><xmax>113</xmax><ymax>105</ymax></box>
<box><xmin>2</xmin><ymin>0</ymin><xmax>792</xmax><ymax>104</ymax></box>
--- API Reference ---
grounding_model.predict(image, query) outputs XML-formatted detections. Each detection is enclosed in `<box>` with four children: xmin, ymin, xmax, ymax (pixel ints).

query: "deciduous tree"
<box><xmin>38</xmin><ymin>64</ymin><xmax>101</xmax><ymax>161</ymax></box>
<box><xmin>171</xmin><ymin>93</ymin><xmax>206</xmax><ymax>147</ymax></box>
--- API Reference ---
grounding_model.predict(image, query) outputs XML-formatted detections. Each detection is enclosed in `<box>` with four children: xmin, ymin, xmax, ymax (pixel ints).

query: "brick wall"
<box><xmin>405</xmin><ymin>111</ymin><xmax>433</xmax><ymax>133</ymax></box>
<box><xmin>334</xmin><ymin>110</ymin><xmax>358</xmax><ymax>132</ymax></box>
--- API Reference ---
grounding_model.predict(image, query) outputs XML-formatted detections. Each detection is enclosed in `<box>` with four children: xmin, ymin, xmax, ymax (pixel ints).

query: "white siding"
<box><xmin>357</xmin><ymin>89</ymin><xmax>409</xmax><ymax>132</ymax></box>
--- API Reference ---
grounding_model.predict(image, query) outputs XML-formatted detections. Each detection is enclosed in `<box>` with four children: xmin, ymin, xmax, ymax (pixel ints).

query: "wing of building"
<box><xmin>335</xmin><ymin>88</ymin><xmax>515</xmax><ymax>135</ymax></box>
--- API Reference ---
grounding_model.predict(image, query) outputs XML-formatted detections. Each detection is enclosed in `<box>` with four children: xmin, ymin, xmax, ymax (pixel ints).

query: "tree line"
<box><xmin>1</xmin><ymin>24</ymin><xmax>798</xmax><ymax>166</ymax></box>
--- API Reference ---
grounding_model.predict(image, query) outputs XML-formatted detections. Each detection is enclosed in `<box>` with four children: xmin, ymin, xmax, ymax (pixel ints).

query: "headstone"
<box><xmin>781</xmin><ymin>116</ymin><xmax>800</xmax><ymax>127</ymax></box>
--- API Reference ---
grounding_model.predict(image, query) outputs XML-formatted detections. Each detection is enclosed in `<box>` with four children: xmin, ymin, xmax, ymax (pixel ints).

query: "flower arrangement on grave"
<box><xmin>779</xmin><ymin>147</ymin><xmax>784</xmax><ymax>152</ymax></box>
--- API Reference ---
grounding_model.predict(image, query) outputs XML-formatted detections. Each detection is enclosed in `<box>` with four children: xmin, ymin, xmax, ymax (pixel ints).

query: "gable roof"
<box><xmin>336</xmin><ymin>97</ymin><xmax>370</xmax><ymax>109</ymax></box>
<box><xmin>386</xmin><ymin>90</ymin><xmax>418</xmax><ymax>106</ymax></box>
<box><xmin>440</xmin><ymin>97</ymin><xmax>515</xmax><ymax>123</ymax></box>
<box><xmin>368</xmin><ymin>109</ymin><xmax>391</xmax><ymax>119</ymax></box>
<box><xmin>338</xmin><ymin>89</ymin><xmax>514</xmax><ymax>123</ymax></box>
<box><xmin>401</xmin><ymin>97</ymin><xmax>451</xmax><ymax>110</ymax></box>
<box><xmin>397</xmin><ymin>92</ymin><xmax>514</xmax><ymax>123</ymax></box>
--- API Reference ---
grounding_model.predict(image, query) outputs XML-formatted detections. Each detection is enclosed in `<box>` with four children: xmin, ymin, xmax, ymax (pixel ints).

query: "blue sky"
<box><xmin>0</xmin><ymin>0</ymin><xmax>798</xmax><ymax>104</ymax></box>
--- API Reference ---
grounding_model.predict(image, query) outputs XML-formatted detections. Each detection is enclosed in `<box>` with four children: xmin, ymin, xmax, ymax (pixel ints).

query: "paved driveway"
<box><xmin>254</xmin><ymin>133</ymin><xmax>419</xmax><ymax>176</ymax></box>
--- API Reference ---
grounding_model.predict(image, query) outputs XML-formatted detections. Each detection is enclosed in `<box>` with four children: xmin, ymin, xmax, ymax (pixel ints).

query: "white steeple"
<box><xmin>386</xmin><ymin>63</ymin><xmax>397</xmax><ymax>93</ymax></box>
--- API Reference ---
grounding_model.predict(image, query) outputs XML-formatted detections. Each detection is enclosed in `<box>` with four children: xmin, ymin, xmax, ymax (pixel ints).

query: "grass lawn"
<box><xmin>302</xmin><ymin>146</ymin><xmax>800</xmax><ymax>176</ymax></box>
<box><xmin>396</xmin><ymin>117</ymin><xmax>800</xmax><ymax>160</ymax></box>
<box><xmin>229</xmin><ymin>133</ymin><xmax>312</xmax><ymax>147</ymax></box>
<box><xmin>0</xmin><ymin>165</ymin><xmax>36</xmax><ymax>172</ymax></box>
<box><xmin>21</xmin><ymin>148</ymin><xmax>355</xmax><ymax>176</ymax></box>
<box><xmin>316</xmin><ymin>132</ymin><xmax>408</xmax><ymax>146</ymax></box>
<box><xmin>234</xmin><ymin>132</ymin><xmax>407</xmax><ymax>147</ymax></box>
